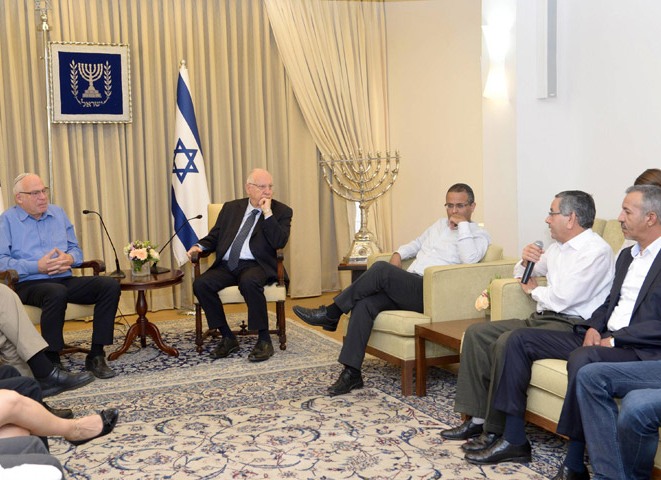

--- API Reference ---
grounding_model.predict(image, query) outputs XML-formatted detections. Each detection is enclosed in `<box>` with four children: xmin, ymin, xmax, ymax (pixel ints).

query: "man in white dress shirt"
<box><xmin>441</xmin><ymin>190</ymin><xmax>615</xmax><ymax>454</ymax></box>
<box><xmin>293</xmin><ymin>183</ymin><xmax>491</xmax><ymax>396</ymax></box>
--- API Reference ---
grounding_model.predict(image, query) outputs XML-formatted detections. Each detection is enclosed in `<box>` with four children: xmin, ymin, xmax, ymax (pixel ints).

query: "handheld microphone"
<box><xmin>150</xmin><ymin>214</ymin><xmax>203</xmax><ymax>274</ymax></box>
<box><xmin>82</xmin><ymin>209</ymin><xmax>126</xmax><ymax>278</ymax></box>
<box><xmin>521</xmin><ymin>240</ymin><xmax>544</xmax><ymax>284</ymax></box>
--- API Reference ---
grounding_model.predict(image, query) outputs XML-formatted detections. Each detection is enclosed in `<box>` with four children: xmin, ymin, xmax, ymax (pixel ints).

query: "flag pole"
<box><xmin>35</xmin><ymin>1</ymin><xmax>53</xmax><ymax>202</ymax></box>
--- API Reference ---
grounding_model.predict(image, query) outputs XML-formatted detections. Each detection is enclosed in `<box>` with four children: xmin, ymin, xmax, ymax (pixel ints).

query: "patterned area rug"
<box><xmin>49</xmin><ymin>314</ymin><xmax>566</xmax><ymax>479</ymax></box>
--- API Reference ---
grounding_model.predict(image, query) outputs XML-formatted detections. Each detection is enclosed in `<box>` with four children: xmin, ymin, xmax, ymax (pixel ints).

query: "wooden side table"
<box><xmin>337</xmin><ymin>262</ymin><xmax>367</xmax><ymax>283</ymax></box>
<box><xmin>108</xmin><ymin>269</ymin><xmax>184</xmax><ymax>360</ymax></box>
<box><xmin>415</xmin><ymin>318</ymin><xmax>488</xmax><ymax>396</ymax></box>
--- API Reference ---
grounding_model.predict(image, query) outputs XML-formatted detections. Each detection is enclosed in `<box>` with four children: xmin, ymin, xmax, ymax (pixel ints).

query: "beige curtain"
<box><xmin>0</xmin><ymin>0</ymin><xmax>345</xmax><ymax>314</ymax></box>
<box><xmin>264</xmin><ymin>0</ymin><xmax>395</xmax><ymax>255</ymax></box>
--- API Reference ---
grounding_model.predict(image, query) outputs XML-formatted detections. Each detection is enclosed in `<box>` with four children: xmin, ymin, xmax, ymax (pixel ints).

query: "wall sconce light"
<box><xmin>482</xmin><ymin>24</ymin><xmax>511</xmax><ymax>100</ymax></box>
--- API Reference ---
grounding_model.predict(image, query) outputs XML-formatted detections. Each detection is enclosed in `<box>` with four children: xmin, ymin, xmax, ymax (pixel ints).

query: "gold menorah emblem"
<box><xmin>79</xmin><ymin>63</ymin><xmax>104</xmax><ymax>99</ymax></box>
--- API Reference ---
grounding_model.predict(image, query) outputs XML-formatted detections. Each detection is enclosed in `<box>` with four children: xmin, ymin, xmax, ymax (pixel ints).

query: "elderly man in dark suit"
<box><xmin>188</xmin><ymin>168</ymin><xmax>292</xmax><ymax>362</ymax></box>
<box><xmin>464</xmin><ymin>184</ymin><xmax>661</xmax><ymax>480</ymax></box>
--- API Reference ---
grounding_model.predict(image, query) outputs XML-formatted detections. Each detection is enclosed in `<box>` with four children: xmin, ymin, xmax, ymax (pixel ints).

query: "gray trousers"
<box><xmin>454</xmin><ymin>311</ymin><xmax>580</xmax><ymax>434</ymax></box>
<box><xmin>0</xmin><ymin>284</ymin><xmax>48</xmax><ymax>376</ymax></box>
<box><xmin>0</xmin><ymin>436</ymin><xmax>64</xmax><ymax>476</ymax></box>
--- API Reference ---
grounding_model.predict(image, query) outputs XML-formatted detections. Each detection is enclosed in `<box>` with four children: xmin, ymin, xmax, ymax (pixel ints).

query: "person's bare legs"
<box><xmin>0</xmin><ymin>390</ymin><xmax>103</xmax><ymax>442</ymax></box>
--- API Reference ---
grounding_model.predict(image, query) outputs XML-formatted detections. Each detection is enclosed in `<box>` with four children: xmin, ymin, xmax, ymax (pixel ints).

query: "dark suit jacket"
<box><xmin>197</xmin><ymin>198</ymin><xmax>292</xmax><ymax>281</ymax></box>
<box><xmin>575</xmin><ymin>244</ymin><xmax>661</xmax><ymax>359</ymax></box>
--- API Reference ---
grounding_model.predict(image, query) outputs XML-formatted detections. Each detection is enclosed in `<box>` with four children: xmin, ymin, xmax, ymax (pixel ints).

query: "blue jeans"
<box><xmin>576</xmin><ymin>361</ymin><xmax>661</xmax><ymax>480</ymax></box>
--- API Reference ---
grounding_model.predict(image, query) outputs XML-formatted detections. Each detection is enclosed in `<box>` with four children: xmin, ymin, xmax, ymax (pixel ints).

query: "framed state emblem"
<box><xmin>49</xmin><ymin>42</ymin><xmax>131</xmax><ymax>123</ymax></box>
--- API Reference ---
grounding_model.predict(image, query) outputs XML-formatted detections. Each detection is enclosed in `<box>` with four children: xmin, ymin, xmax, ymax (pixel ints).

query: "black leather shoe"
<box><xmin>292</xmin><ymin>305</ymin><xmax>339</xmax><ymax>332</ymax></box>
<box><xmin>210</xmin><ymin>337</ymin><xmax>240</xmax><ymax>359</ymax></box>
<box><xmin>85</xmin><ymin>355</ymin><xmax>116</xmax><ymax>379</ymax></box>
<box><xmin>551</xmin><ymin>465</ymin><xmax>591</xmax><ymax>480</ymax></box>
<box><xmin>38</xmin><ymin>366</ymin><xmax>95</xmax><ymax>397</ymax></box>
<box><xmin>464</xmin><ymin>437</ymin><xmax>532</xmax><ymax>465</ymax></box>
<box><xmin>44</xmin><ymin>402</ymin><xmax>74</xmax><ymax>419</ymax></box>
<box><xmin>441</xmin><ymin>419</ymin><xmax>484</xmax><ymax>440</ymax></box>
<box><xmin>461</xmin><ymin>432</ymin><xmax>501</xmax><ymax>452</ymax></box>
<box><xmin>248</xmin><ymin>340</ymin><xmax>274</xmax><ymax>362</ymax></box>
<box><xmin>328</xmin><ymin>368</ymin><xmax>364</xmax><ymax>396</ymax></box>
<box><xmin>69</xmin><ymin>408</ymin><xmax>119</xmax><ymax>446</ymax></box>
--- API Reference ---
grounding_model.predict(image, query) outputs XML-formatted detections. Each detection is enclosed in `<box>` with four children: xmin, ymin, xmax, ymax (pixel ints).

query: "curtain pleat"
<box><xmin>264</xmin><ymin>0</ymin><xmax>394</xmax><ymax>255</ymax></box>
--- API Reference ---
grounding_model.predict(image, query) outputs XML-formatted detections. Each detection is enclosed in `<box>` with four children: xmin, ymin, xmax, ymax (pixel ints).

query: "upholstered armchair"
<box><xmin>190</xmin><ymin>203</ymin><xmax>287</xmax><ymax>353</ymax></box>
<box><xmin>344</xmin><ymin>244</ymin><xmax>517</xmax><ymax>395</ymax></box>
<box><xmin>0</xmin><ymin>260</ymin><xmax>106</xmax><ymax>354</ymax></box>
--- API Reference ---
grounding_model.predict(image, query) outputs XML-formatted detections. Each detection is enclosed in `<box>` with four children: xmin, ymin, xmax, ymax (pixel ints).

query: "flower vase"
<box><xmin>131</xmin><ymin>261</ymin><xmax>151</xmax><ymax>277</ymax></box>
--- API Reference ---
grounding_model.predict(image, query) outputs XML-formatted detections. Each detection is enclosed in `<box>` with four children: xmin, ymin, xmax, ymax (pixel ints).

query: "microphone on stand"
<box><xmin>82</xmin><ymin>209</ymin><xmax>126</xmax><ymax>278</ymax></box>
<box><xmin>150</xmin><ymin>214</ymin><xmax>203</xmax><ymax>274</ymax></box>
<box><xmin>521</xmin><ymin>240</ymin><xmax>544</xmax><ymax>284</ymax></box>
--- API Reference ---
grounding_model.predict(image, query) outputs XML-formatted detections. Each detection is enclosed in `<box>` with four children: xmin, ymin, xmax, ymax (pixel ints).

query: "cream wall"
<box><xmin>385</xmin><ymin>0</ymin><xmax>484</xmax><ymax>249</ymax></box>
<box><xmin>514</xmin><ymin>0</ymin><xmax>661</xmax><ymax>251</ymax></box>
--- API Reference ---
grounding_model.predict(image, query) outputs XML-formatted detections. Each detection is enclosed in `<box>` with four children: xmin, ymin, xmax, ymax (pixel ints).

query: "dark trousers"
<box><xmin>492</xmin><ymin>328</ymin><xmax>639</xmax><ymax>440</ymax></box>
<box><xmin>15</xmin><ymin>276</ymin><xmax>120</xmax><ymax>351</ymax></box>
<box><xmin>193</xmin><ymin>260</ymin><xmax>270</xmax><ymax>332</ymax></box>
<box><xmin>335</xmin><ymin>262</ymin><xmax>424</xmax><ymax>370</ymax></box>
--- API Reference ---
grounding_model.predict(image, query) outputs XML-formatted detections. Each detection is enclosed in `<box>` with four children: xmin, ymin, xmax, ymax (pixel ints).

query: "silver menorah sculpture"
<box><xmin>319</xmin><ymin>150</ymin><xmax>400</xmax><ymax>264</ymax></box>
<box><xmin>80</xmin><ymin>63</ymin><xmax>103</xmax><ymax>99</ymax></box>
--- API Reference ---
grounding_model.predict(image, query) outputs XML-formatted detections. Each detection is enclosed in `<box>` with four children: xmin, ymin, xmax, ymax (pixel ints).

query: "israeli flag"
<box><xmin>171</xmin><ymin>61</ymin><xmax>210</xmax><ymax>266</ymax></box>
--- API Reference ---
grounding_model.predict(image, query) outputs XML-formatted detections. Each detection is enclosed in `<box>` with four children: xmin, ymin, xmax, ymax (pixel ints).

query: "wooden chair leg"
<box><xmin>276</xmin><ymin>301</ymin><xmax>286</xmax><ymax>350</ymax></box>
<box><xmin>401</xmin><ymin>360</ymin><xmax>414</xmax><ymax>396</ymax></box>
<box><xmin>194</xmin><ymin>303</ymin><xmax>204</xmax><ymax>353</ymax></box>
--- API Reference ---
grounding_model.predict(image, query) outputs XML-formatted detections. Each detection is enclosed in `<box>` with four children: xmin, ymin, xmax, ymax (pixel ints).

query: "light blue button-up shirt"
<box><xmin>0</xmin><ymin>205</ymin><xmax>83</xmax><ymax>281</ymax></box>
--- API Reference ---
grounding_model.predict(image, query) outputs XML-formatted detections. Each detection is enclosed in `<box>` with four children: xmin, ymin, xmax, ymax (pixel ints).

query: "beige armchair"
<box><xmin>345</xmin><ymin>244</ymin><xmax>517</xmax><ymax>395</ymax></box>
<box><xmin>190</xmin><ymin>203</ymin><xmax>287</xmax><ymax>353</ymax></box>
<box><xmin>0</xmin><ymin>260</ymin><xmax>107</xmax><ymax>355</ymax></box>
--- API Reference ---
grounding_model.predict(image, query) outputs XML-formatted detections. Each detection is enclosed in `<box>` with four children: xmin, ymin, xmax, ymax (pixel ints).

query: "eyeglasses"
<box><xmin>19</xmin><ymin>187</ymin><xmax>49</xmax><ymax>198</ymax></box>
<box><xmin>249</xmin><ymin>183</ymin><xmax>273</xmax><ymax>191</ymax></box>
<box><xmin>444</xmin><ymin>203</ymin><xmax>470</xmax><ymax>210</ymax></box>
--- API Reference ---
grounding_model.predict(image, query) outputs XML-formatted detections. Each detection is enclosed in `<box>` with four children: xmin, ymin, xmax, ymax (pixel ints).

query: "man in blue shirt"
<box><xmin>0</xmin><ymin>174</ymin><xmax>120</xmax><ymax>379</ymax></box>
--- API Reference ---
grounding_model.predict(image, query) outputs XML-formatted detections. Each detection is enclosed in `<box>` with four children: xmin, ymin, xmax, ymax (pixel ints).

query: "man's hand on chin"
<box><xmin>448</xmin><ymin>214</ymin><xmax>468</xmax><ymax>230</ymax></box>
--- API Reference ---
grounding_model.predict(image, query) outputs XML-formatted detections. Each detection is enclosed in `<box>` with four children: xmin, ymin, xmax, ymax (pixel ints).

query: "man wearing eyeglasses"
<box><xmin>466</xmin><ymin>185</ymin><xmax>661</xmax><ymax>480</ymax></box>
<box><xmin>0</xmin><ymin>173</ymin><xmax>120</xmax><ymax>381</ymax></box>
<box><xmin>442</xmin><ymin>190</ymin><xmax>615</xmax><ymax>461</ymax></box>
<box><xmin>188</xmin><ymin>168</ymin><xmax>292</xmax><ymax>362</ymax></box>
<box><xmin>293</xmin><ymin>183</ymin><xmax>491</xmax><ymax>396</ymax></box>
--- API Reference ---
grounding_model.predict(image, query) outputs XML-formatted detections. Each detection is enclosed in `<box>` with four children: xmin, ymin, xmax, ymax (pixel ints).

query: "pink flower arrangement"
<box><xmin>124</xmin><ymin>240</ymin><xmax>160</xmax><ymax>273</ymax></box>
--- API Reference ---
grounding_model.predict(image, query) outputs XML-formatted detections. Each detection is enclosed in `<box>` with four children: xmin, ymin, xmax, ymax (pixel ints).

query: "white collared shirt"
<box><xmin>607</xmin><ymin>236</ymin><xmax>661</xmax><ymax>331</ymax></box>
<box><xmin>397</xmin><ymin>219</ymin><xmax>491</xmax><ymax>276</ymax></box>
<box><xmin>513</xmin><ymin>229</ymin><xmax>615</xmax><ymax>319</ymax></box>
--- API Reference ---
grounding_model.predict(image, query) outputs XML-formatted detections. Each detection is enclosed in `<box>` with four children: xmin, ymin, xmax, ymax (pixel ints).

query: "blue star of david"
<box><xmin>172</xmin><ymin>138</ymin><xmax>199</xmax><ymax>183</ymax></box>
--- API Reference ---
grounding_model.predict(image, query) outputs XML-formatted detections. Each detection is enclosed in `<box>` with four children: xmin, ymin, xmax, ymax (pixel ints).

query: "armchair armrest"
<box><xmin>367</xmin><ymin>252</ymin><xmax>414</xmax><ymax>270</ymax></box>
<box><xmin>489</xmin><ymin>277</ymin><xmax>548</xmax><ymax>321</ymax></box>
<box><xmin>0</xmin><ymin>269</ymin><xmax>19</xmax><ymax>288</ymax></box>
<box><xmin>0</xmin><ymin>259</ymin><xmax>105</xmax><ymax>289</ymax></box>
<box><xmin>423</xmin><ymin>259</ymin><xmax>518</xmax><ymax>322</ymax></box>
<box><xmin>76</xmin><ymin>259</ymin><xmax>106</xmax><ymax>276</ymax></box>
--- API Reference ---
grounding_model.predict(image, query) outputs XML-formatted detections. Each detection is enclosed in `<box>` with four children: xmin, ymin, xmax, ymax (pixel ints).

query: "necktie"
<box><xmin>227</xmin><ymin>209</ymin><xmax>259</xmax><ymax>270</ymax></box>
